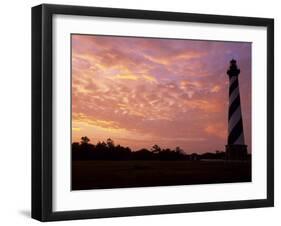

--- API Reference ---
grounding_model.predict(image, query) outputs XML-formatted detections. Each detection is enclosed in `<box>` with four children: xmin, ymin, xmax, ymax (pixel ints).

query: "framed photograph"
<box><xmin>32</xmin><ymin>4</ymin><xmax>274</xmax><ymax>221</ymax></box>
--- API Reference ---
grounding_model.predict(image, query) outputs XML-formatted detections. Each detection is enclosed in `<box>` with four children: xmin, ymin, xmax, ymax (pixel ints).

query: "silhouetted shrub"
<box><xmin>72</xmin><ymin>136</ymin><xmax>233</xmax><ymax>161</ymax></box>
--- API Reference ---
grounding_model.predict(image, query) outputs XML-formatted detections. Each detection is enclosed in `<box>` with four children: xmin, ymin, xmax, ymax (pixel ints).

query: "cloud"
<box><xmin>71</xmin><ymin>34</ymin><xmax>251</xmax><ymax>153</ymax></box>
<box><xmin>72</xmin><ymin>127</ymin><xmax>82</xmax><ymax>131</ymax></box>
<box><xmin>115</xmin><ymin>74</ymin><xmax>139</xmax><ymax>80</ymax></box>
<box><xmin>204</xmin><ymin>123</ymin><xmax>227</xmax><ymax>139</ymax></box>
<box><xmin>210</xmin><ymin>85</ymin><xmax>221</xmax><ymax>93</ymax></box>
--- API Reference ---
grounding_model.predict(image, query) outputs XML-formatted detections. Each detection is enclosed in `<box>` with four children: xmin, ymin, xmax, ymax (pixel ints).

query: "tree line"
<box><xmin>72</xmin><ymin>136</ymin><xmax>227</xmax><ymax>161</ymax></box>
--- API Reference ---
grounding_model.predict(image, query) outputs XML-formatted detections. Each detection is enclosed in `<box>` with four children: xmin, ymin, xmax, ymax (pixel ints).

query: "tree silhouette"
<box><xmin>72</xmin><ymin>136</ymin><xmax>229</xmax><ymax>161</ymax></box>
<box><xmin>81</xmin><ymin>136</ymin><xmax>90</xmax><ymax>144</ymax></box>
<box><xmin>151</xmin><ymin>144</ymin><xmax>161</xmax><ymax>154</ymax></box>
<box><xmin>175</xmin><ymin>146</ymin><xmax>183</xmax><ymax>154</ymax></box>
<box><xmin>106</xmin><ymin>138</ymin><xmax>115</xmax><ymax>149</ymax></box>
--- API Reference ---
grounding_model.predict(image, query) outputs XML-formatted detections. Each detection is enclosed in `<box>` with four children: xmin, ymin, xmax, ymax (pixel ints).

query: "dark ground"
<box><xmin>72</xmin><ymin>160</ymin><xmax>251</xmax><ymax>190</ymax></box>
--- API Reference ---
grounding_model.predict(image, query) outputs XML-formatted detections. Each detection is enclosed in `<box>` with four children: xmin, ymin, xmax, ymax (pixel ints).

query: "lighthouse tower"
<box><xmin>225</xmin><ymin>59</ymin><xmax>247</xmax><ymax>160</ymax></box>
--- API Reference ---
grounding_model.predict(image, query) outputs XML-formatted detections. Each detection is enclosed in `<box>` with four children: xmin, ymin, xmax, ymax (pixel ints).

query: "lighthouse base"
<box><xmin>225</xmin><ymin>144</ymin><xmax>248</xmax><ymax>160</ymax></box>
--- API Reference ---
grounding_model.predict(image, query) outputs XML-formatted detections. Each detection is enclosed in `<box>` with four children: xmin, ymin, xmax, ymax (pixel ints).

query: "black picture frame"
<box><xmin>32</xmin><ymin>3</ymin><xmax>274</xmax><ymax>222</ymax></box>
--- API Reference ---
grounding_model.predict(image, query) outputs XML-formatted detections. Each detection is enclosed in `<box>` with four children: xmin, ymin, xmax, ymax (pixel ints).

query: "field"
<box><xmin>72</xmin><ymin>160</ymin><xmax>251</xmax><ymax>190</ymax></box>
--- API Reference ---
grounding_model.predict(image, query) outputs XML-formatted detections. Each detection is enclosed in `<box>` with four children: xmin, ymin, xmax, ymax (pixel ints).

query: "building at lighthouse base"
<box><xmin>225</xmin><ymin>144</ymin><xmax>247</xmax><ymax>160</ymax></box>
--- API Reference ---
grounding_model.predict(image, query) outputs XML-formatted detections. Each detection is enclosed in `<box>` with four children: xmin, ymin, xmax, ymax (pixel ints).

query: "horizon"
<box><xmin>73</xmin><ymin>136</ymin><xmax>226</xmax><ymax>153</ymax></box>
<box><xmin>72</xmin><ymin>136</ymin><xmax>249</xmax><ymax>155</ymax></box>
<box><xmin>72</xmin><ymin>34</ymin><xmax>251</xmax><ymax>154</ymax></box>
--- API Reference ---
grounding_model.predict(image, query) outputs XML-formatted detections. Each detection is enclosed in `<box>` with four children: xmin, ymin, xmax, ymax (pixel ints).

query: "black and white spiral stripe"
<box><xmin>227</xmin><ymin>75</ymin><xmax>245</xmax><ymax>145</ymax></box>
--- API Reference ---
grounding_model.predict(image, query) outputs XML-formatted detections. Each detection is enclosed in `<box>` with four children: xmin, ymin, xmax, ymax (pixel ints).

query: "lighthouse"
<box><xmin>225</xmin><ymin>59</ymin><xmax>247</xmax><ymax>160</ymax></box>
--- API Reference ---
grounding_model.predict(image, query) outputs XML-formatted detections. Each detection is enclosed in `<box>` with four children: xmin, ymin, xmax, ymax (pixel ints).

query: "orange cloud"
<box><xmin>184</xmin><ymin>99</ymin><xmax>223</xmax><ymax>113</ymax></box>
<box><xmin>72</xmin><ymin>127</ymin><xmax>82</xmax><ymax>131</ymax></box>
<box><xmin>204</xmin><ymin>123</ymin><xmax>227</xmax><ymax>139</ymax></box>
<box><xmin>210</xmin><ymin>85</ymin><xmax>221</xmax><ymax>93</ymax></box>
<box><xmin>71</xmin><ymin>34</ymin><xmax>251</xmax><ymax>153</ymax></box>
<box><xmin>115</xmin><ymin>74</ymin><xmax>139</xmax><ymax>80</ymax></box>
<box><xmin>73</xmin><ymin>113</ymin><xmax>122</xmax><ymax>130</ymax></box>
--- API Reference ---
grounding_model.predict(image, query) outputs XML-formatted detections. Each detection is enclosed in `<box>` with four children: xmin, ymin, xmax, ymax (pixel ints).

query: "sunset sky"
<box><xmin>71</xmin><ymin>34</ymin><xmax>251</xmax><ymax>154</ymax></box>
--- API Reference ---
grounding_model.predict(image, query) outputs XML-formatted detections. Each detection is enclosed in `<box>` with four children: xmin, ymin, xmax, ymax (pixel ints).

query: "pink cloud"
<box><xmin>71</xmin><ymin>34</ymin><xmax>251</xmax><ymax>153</ymax></box>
